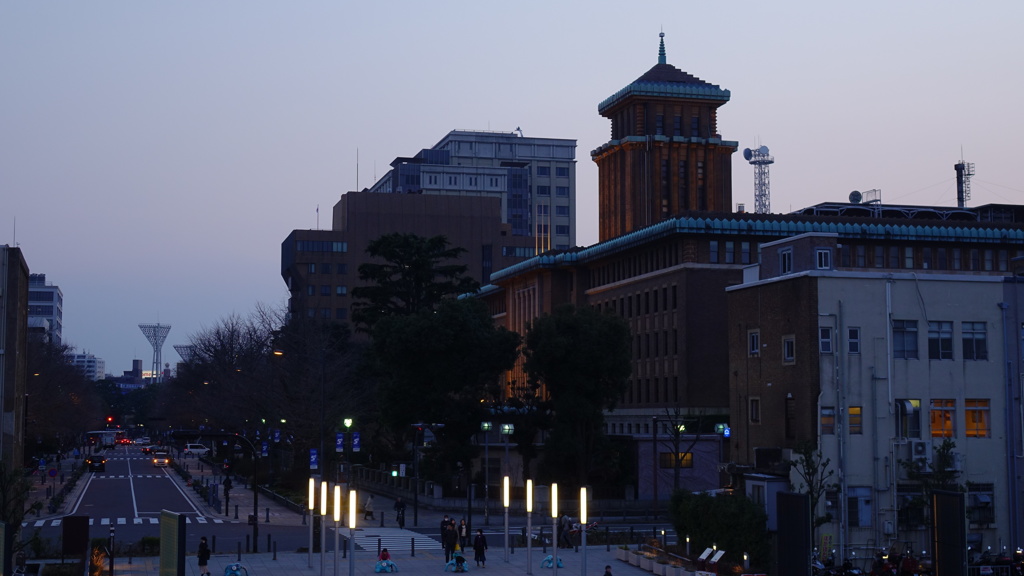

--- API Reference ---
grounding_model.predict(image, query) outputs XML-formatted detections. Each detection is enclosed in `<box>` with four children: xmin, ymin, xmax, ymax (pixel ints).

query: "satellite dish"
<box><xmin>758</xmin><ymin>145</ymin><xmax>769</xmax><ymax>155</ymax></box>
<box><xmin>849</xmin><ymin>190</ymin><xmax>862</xmax><ymax>204</ymax></box>
<box><xmin>743</xmin><ymin>148</ymin><xmax>752</xmax><ymax>161</ymax></box>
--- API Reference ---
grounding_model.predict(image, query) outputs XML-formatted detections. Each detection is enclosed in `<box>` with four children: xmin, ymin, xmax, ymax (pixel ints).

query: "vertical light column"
<box><xmin>526</xmin><ymin>479</ymin><xmax>533</xmax><ymax>575</ymax></box>
<box><xmin>348</xmin><ymin>490</ymin><xmax>357</xmax><ymax>576</ymax></box>
<box><xmin>551</xmin><ymin>483</ymin><xmax>558</xmax><ymax>576</ymax></box>
<box><xmin>503</xmin><ymin>476</ymin><xmax>510</xmax><ymax>562</ymax></box>
<box><xmin>308</xmin><ymin>478</ymin><xmax>316</xmax><ymax>568</ymax></box>
<box><xmin>320</xmin><ymin>480</ymin><xmax>328</xmax><ymax>576</ymax></box>
<box><xmin>333</xmin><ymin>485</ymin><xmax>341</xmax><ymax>576</ymax></box>
<box><xmin>580</xmin><ymin>487</ymin><xmax>588</xmax><ymax>576</ymax></box>
<box><xmin>481</xmin><ymin>422</ymin><xmax>492</xmax><ymax>526</ymax></box>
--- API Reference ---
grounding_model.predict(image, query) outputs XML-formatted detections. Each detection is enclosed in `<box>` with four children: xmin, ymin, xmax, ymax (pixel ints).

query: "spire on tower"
<box><xmin>658</xmin><ymin>31</ymin><xmax>666</xmax><ymax>65</ymax></box>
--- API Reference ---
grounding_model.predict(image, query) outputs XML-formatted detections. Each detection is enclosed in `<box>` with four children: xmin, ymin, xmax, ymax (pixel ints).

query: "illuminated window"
<box><xmin>849</xmin><ymin>406</ymin><xmax>863</xmax><ymax>434</ymax></box>
<box><xmin>965</xmin><ymin>399</ymin><xmax>990</xmax><ymax>438</ymax></box>
<box><xmin>658</xmin><ymin>452</ymin><xmax>693</xmax><ymax>468</ymax></box>
<box><xmin>821</xmin><ymin>407</ymin><xmax>836</xmax><ymax>435</ymax></box>
<box><xmin>930</xmin><ymin>399</ymin><xmax>955</xmax><ymax>438</ymax></box>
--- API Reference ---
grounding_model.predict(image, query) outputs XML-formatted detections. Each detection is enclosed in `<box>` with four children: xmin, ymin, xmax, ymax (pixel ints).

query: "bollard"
<box><xmin>273</xmin><ymin>541</ymin><xmax>277</xmax><ymax>561</ymax></box>
<box><xmin>245</xmin><ymin>535</ymin><xmax>250</xmax><ymax>554</ymax></box>
<box><xmin>377</xmin><ymin>538</ymin><xmax>382</xmax><ymax>557</ymax></box>
<box><xmin>235</xmin><ymin>505</ymin><xmax>239</xmax><ymax>520</ymax></box>
<box><xmin>213</xmin><ymin>536</ymin><xmax>217</xmax><ymax>554</ymax></box>
<box><xmin>236</xmin><ymin>542</ymin><xmax>241</xmax><ymax>562</ymax></box>
<box><xmin>605</xmin><ymin>527</ymin><xmax>610</xmax><ymax>552</ymax></box>
<box><xmin>267</xmin><ymin>535</ymin><xmax>271</xmax><ymax>553</ymax></box>
<box><xmin>266</xmin><ymin>507</ymin><xmax>270</xmax><ymax>523</ymax></box>
<box><xmin>411</xmin><ymin>537</ymin><xmax>415</xmax><ymax>557</ymax></box>
<box><xmin>541</xmin><ymin>527</ymin><xmax>547</xmax><ymax>554</ymax></box>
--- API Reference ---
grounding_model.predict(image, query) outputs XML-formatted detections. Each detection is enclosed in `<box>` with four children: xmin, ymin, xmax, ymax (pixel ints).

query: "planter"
<box><xmin>640</xmin><ymin>557</ymin><xmax>654</xmax><ymax>571</ymax></box>
<box><xmin>615</xmin><ymin>548</ymin><xmax>630</xmax><ymax>562</ymax></box>
<box><xmin>629</xmin><ymin>553</ymin><xmax>642</xmax><ymax>566</ymax></box>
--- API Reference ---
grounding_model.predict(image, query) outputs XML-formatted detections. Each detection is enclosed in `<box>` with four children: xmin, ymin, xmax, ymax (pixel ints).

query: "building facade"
<box><xmin>368</xmin><ymin>130</ymin><xmax>578</xmax><ymax>250</ymax></box>
<box><xmin>0</xmin><ymin>246</ymin><xmax>29</xmax><ymax>468</ymax></box>
<box><xmin>28</xmin><ymin>273</ymin><xmax>62</xmax><ymax>345</ymax></box>
<box><xmin>69</xmin><ymin>353</ymin><xmax>106</xmax><ymax>381</ymax></box>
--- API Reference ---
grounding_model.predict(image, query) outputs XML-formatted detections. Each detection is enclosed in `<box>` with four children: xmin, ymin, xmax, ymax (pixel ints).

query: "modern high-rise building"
<box><xmin>28</xmin><ymin>273</ymin><xmax>62</xmax><ymax>345</ymax></box>
<box><xmin>368</xmin><ymin>130</ymin><xmax>578</xmax><ymax>251</ymax></box>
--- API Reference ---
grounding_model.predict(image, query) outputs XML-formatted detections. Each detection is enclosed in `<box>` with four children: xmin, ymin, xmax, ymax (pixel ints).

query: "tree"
<box><xmin>0</xmin><ymin>461</ymin><xmax>41</xmax><ymax>574</ymax></box>
<box><xmin>370</xmin><ymin>298</ymin><xmax>519</xmax><ymax>479</ymax></box>
<box><xmin>25</xmin><ymin>338</ymin><xmax>103</xmax><ymax>459</ymax></box>
<box><xmin>786</xmin><ymin>442</ymin><xmax>837</xmax><ymax>540</ymax></box>
<box><xmin>669</xmin><ymin>490</ymin><xmax>770</xmax><ymax>570</ymax></box>
<box><xmin>898</xmin><ymin>438</ymin><xmax>961</xmax><ymax>529</ymax></box>
<box><xmin>524</xmin><ymin>304</ymin><xmax>631</xmax><ymax>486</ymax></box>
<box><xmin>351</xmin><ymin>233</ymin><xmax>480</xmax><ymax>331</ymax></box>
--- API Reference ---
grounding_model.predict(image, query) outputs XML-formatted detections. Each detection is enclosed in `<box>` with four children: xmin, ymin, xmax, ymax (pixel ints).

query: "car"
<box><xmin>184</xmin><ymin>443</ymin><xmax>210</xmax><ymax>457</ymax></box>
<box><xmin>135</xmin><ymin>436</ymin><xmax>151</xmax><ymax>445</ymax></box>
<box><xmin>140</xmin><ymin>445</ymin><xmax>157</xmax><ymax>455</ymax></box>
<box><xmin>152</xmin><ymin>451</ymin><xmax>170</xmax><ymax>467</ymax></box>
<box><xmin>86</xmin><ymin>456</ymin><xmax>106</xmax><ymax>472</ymax></box>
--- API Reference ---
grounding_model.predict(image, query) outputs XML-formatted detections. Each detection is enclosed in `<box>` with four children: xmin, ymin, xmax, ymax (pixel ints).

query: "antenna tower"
<box><xmin>173</xmin><ymin>344</ymin><xmax>196</xmax><ymax>363</ymax></box>
<box><xmin>743</xmin><ymin>145</ymin><xmax>774</xmax><ymax>214</ymax></box>
<box><xmin>139</xmin><ymin>323</ymin><xmax>171</xmax><ymax>383</ymax></box>
<box><xmin>954</xmin><ymin>159</ymin><xmax>975</xmax><ymax>208</ymax></box>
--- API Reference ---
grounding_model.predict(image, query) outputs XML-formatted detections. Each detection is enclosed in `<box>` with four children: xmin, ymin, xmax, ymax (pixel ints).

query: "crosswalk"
<box><xmin>89</xmin><ymin>474</ymin><xmax>172</xmax><ymax>479</ymax></box>
<box><xmin>24</xmin><ymin>516</ymin><xmax>232</xmax><ymax>528</ymax></box>
<box><xmin>345</xmin><ymin>527</ymin><xmax>440</xmax><ymax>554</ymax></box>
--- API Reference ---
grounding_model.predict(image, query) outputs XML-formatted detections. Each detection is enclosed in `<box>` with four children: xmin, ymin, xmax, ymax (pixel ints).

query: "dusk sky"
<box><xmin>2</xmin><ymin>2</ymin><xmax>1022</xmax><ymax>374</ymax></box>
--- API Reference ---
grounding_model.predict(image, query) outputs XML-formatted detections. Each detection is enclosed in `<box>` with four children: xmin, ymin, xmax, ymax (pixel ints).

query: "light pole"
<box><xmin>342</xmin><ymin>419</ymin><xmax>353</xmax><ymax>485</ymax></box>
<box><xmin>348</xmin><ymin>490</ymin><xmax>357</xmax><ymax>576</ymax></box>
<box><xmin>481</xmin><ymin>422</ymin><xmax>492</xmax><ymax>525</ymax></box>
<box><xmin>320</xmin><ymin>480</ymin><xmax>328</xmax><ymax>576</ymax></box>
<box><xmin>333</xmin><ymin>485</ymin><xmax>341</xmax><ymax>576</ymax></box>
<box><xmin>503</xmin><ymin>476</ymin><xmax>510</xmax><ymax>563</ymax></box>
<box><xmin>526</xmin><ymin>479</ymin><xmax>533</xmax><ymax>575</ymax></box>
<box><xmin>500</xmin><ymin>423</ymin><xmax>514</xmax><ymax>477</ymax></box>
<box><xmin>551</xmin><ymin>483</ymin><xmax>559</xmax><ymax>576</ymax></box>
<box><xmin>233</xmin><ymin>434</ymin><xmax>261</xmax><ymax>553</ymax></box>
<box><xmin>308</xmin><ymin>478</ymin><xmax>316</xmax><ymax>568</ymax></box>
<box><xmin>580</xmin><ymin>487</ymin><xmax>588</xmax><ymax>576</ymax></box>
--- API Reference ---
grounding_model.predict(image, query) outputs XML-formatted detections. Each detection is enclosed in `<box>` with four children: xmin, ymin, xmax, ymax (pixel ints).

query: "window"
<box><xmin>816</xmin><ymin>249</ymin><xmax>832</xmax><ymax>270</ymax></box>
<box><xmin>748</xmin><ymin>330</ymin><xmax>760</xmax><ymax>356</ymax></box>
<box><xmin>963</xmin><ymin>322</ymin><xmax>988</xmax><ymax>360</ymax></box>
<box><xmin>709</xmin><ymin>241</ymin><xmax>719</xmax><ymax>264</ymax></box>
<box><xmin>337</xmin><ymin>263</ymin><xmax>348</xmax><ymax>275</ymax></box>
<box><xmin>658</xmin><ymin>452</ymin><xmax>693</xmax><ymax>469</ymax></box>
<box><xmin>893</xmin><ymin>320</ymin><xmax>918</xmax><ymax>359</ymax></box>
<box><xmin>782</xmin><ymin>336</ymin><xmax>796</xmax><ymax>364</ymax></box>
<box><xmin>306</xmin><ymin>285</ymin><xmax>315</xmax><ymax>296</ymax></box>
<box><xmin>848</xmin><ymin>327</ymin><xmax>861</xmax><ymax>354</ymax></box>
<box><xmin>537</xmin><ymin>204</ymin><xmax>549</xmax><ymax>216</ymax></box>
<box><xmin>896</xmin><ymin>399</ymin><xmax>921</xmax><ymax>438</ymax></box>
<box><xmin>335</xmin><ymin>308</ymin><xmax>348</xmax><ymax>320</ymax></box>
<box><xmin>965</xmin><ymin>399</ymin><xmax>990</xmax><ymax>438</ymax></box>
<box><xmin>555</xmin><ymin>205</ymin><xmax>570</xmax><ymax>216</ymax></box>
<box><xmin>780</xmin><ymin>248</ymin><xmax>793</xmax><ymax>274</ymax></box>
<box><xmin>555</xmin><ymin>167</ymin><xmax>569</xmax><ymax>178</ymax></box>
<box><xmin>749</xmin><ymin>397</ymin><xmax>761</xmax><ymax>424</ymax></box>
<box><xmin>741</xmin><ymin>242</ymin><xmax>752</xmax><ymax>264</ymax></box>
<box><xmin>928</xmin><ymin>321</ymin><xmax>954</xmax><ymax>360</ymax></box>
<box><xmin>904</xmin><ymin>247</ymin><xmax>914</xmax><ymax>269</ymax></box>
<box><xmin>320</xmin><ymin>285</ymin><xmax>330</xmax><ymax>296</ymax></box>
<box><xmin>536</xmin><ymin>166</ymin><xmax>550</xmax><ymax>176</ymax></box>
<box><xmin>336</xmin><ymin>286</ymin><xmax>347</xmax><ymax>296</ymax></box>
<box><xmin>849</xmin><ymin>406</ymin><xmax>863</xmax><ymax>434</ymax></box>
<box><xmin>819</xmin><ymin>327</ymin><xmax>833</xmax><ymax>354</ymax></box>
<box><xmin>555</xmin><ymin>225</ymin><xmax>570</xmax><ymax>235</ymax></box>
<box><xmin>821</xmin><ymin>407</ymin><xmax>836</xmax><ymax>435</ymax></box>
<box><xmin>897</xmin><ymin>485</ymin><xmax>927</xmax><ymax>529</ymax></box>
<box><xmin>307</xmin><ymin>263</ymin><xmax>317</xmax><ymax>274</ymax></box>
<box><xmin>848</xmin><ymin>486</ymin><xmax>873</xmax><ymax>528</ymax></box>
<box><xmin>930</xmin><ymin>399</ymin><xmax>955</xmax><ymax>438</ymax></box>
<box><xmin>555</xmin><ymin>186</ymin><xmax>569</xmax><ymax>196</ymax></box>
<box><xmin>537</xmin><ymin>185</ymin><xmax>550</xmax><ymax>195</ymax></box>
<box><xmin>725</xmin><ymin>241</ymin><xmax>735</xmax><ymax>264</ymax></box>
<box><xmin>320</xmin><ymin>308</ymin><xmax>331</xmax><ymax>319</ymax></box>
<box><xmin>968</xmin><ymin>484</ymin><xmax>995</xmax><ymax>525</ymax></box>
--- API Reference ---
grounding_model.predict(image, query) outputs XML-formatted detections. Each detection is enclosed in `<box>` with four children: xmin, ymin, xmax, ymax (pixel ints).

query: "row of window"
<box><xmin>822</xmin><ymin>483</ymin><xmax>994</xmax><ymax>530</ymax></box>
<box><xmin>892</xmin><ymin>320</ymin><xmax>988</xmax><ymax>360</ymax></box>
<box><xmin>535</xmin><ymin>224</ymin><xmax>571</xmax><ymax>235</ymax></box>
<box><xmin>533</xmin><ymin>204</ymin><xmax>571</xmax><ymax>217</ymax></box>
<box><xmin>815</xmin><ymin>398</ymin><xmax>991</xmax><ymax>438</ymax></box>
<box><xmin>535</xmin><ymin>166</ymin><xmax>570</xmax><ymax>178</ymax></box>
<box><xmin>536</xmin><ymin>185</ymin><xmax>570</xmax><ymax>196</ymax></box>
<box><xmin>307</xmin><ymin>307</ymin><xmax>349</xmax><ymax>320</ymax></box>
<box><xmin>306</xmin><ymin>285</ymin><xmax>348</xmax><ymax>297</ymax></box>
<box><xmin>747</xmin><ymin>331</ymin><xmax>798</xmax><ymax>363</ymax></box>
<box><xmin>305</xmin><ymin>263</ymin><xmax>349</xmax><ymax>275</ymax></box>
<box><xmin>599</xmin><ymin>286</ymin><xmax>680</xmax><ymax>319</ymax></box>
<box><xmin>296</xmin><ymin>241</ymin><xmax>348</xmax><ymax>253</ymax></box>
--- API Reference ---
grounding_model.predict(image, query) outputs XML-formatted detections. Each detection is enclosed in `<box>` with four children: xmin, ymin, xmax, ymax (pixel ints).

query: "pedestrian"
<box><xmin>440</xmin><ymin>514</ymin><xmax>451</xmax><ymax>548</ymax></box>
<box><xmin>458</xmin><ymin>518</ymin><xmax>469</xmax><ymax>550</ymax></box>
<box><xmin>197</xmin><ymin>536</ymin><xmax>211</xmax><ymax>576</ymax></box>
<box><xmin>393</xmin><ymin>497</ymin><xmax>407</xmax><ymax>529</ymax></box>
<box><xmin>443</xmin><ymin>523</ymin><xmax>458</xmax><ymax>563</ymax></box>
<box><xmin>473</xmin><ymin>528</ymin><xmax>488</xmax><ymax>567</ymax></box>
<box><xmin>603</xmin><ymin>564</ymin><xmax>613</xmax><ymax>576</ymax></box>
<box><xmin>559</xmin><ymin>514</ymin><xmax>573</xmax><ymax>548</ymax></box>
<box><xmin>363</xmin><ymin>494</ymin><xmax>375</xmax><ymax>520</ymax></box>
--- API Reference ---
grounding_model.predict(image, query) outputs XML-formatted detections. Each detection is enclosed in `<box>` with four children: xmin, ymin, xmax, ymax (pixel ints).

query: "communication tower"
<box><xmin>955</xmin><ymin>158</ymin><xmax>975</xmax><ymax>208</ymax></box>
<box><xmin>139</xmin><ymin>323</ymin><xmax>171</xmax><ymax>383</ymax></box>
<box><xmin>743</xmin><ymin>145</ymin><xmax>774</xmax><ymax>214</ymax></box>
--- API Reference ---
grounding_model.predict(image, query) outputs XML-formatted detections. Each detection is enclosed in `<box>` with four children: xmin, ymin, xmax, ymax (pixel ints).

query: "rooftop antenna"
<box><xmin>138</xmin><ymin>323</ymin><xmax>171</xmax><ymax>384</ymax></box>
<box><xmin>743</xmin><ymin>145</ymin><xmax>774</xmax><ymax>214</ymax></box>
<box><xmin>954</xmin><ymin>150</ymin><xmax>974</xmax><ymax>208</ymax></box>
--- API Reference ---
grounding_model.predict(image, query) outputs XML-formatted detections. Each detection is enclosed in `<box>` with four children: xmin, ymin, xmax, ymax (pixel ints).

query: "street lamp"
<box><xmin>348</xmin><ymin>490</ymin><xmax>357</xmax><ymax>576</ymax></box>
<box><xmin>481</xmin><ymin>422</ymin><xmax>492</xmax><ymax>525</ymax></box>
<box><xmin>320</xmin><ymin>480</ymin><xmax>328</xmax><ymax>576</ymax></box>
<box><xmin>333</xmin><ymin>485</ymin><xmax>341</xmax><ymax>576</ymax></box>
<box><xmin>551</xmin><ymin>483</ymin><xmax>559</xmax><ymax>576</ymax></box>
<box><xmin>232</xmin><ymin>434</ymin><xmax>261</xmax><ymax>553</ymax></box>
<box><xmin>308</xmin><ymin>478</ymin><xmax>316</xmax><ymax>568</ymax></box>
<box><xmin>580</xmin><ymin>487</ymin><xmax>588</xmax><ymax>576</ymax></box>
<box><xmin>526</xmin><ymin>479</ymin><xmax>534</xmax><ymax>575</ymax></box>
<box><xmin>342</xmin><ymin>418</ymin><xmax>353</xmax><ymax>485</ymax></box>
<box><xmin>503</xmin><ymin>476</ymin><xmax>510</xmax><ymax>563</ymax></box>
<box><xmin>500</xmin><ymin>423</ymin><xmax>514</xmax><ymax>477</ymax></box>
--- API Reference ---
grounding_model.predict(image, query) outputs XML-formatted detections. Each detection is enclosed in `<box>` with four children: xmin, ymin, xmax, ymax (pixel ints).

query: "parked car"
<box><xmin>184</xmin><ymin>444</ymin><xmax>210</xmax><ymax>457</ymax></box>
<box><xmin>86</xmin><ymin>456</ymin><xmax>106</xmax><ymax>472</ymax></box>
<box><xmin>152</xmin><ymin>451</ymin><xmax>170</xmax><ymax>467</ymax></box>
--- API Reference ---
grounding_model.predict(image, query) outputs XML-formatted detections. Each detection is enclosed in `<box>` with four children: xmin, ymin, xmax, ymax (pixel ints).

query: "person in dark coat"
<box><xmin>443</xmin><ymin>523</ymin><xmax>458</xmax><ymax>563</ymax></box>
<box><xmin>197</xmin><ymin>536</ymin><xmax>211</xmax><ymax>576</ymax></box>
<box><xmin>473</xmin><ymin>528</ymin><xmax>488</xmax><ymax>567</ymax></box>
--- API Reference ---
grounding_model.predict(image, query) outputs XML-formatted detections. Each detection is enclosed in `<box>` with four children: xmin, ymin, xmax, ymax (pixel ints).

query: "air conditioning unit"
<box><xmin>911</xmin><ymin>440</ymin><xmax>932</xmax><ymax>464</ymax></box>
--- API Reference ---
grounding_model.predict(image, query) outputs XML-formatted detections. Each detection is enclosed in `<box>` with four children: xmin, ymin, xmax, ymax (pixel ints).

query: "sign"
<box><xmin>261</xmin><ymin>441</ymin><xmax>268</xmax><ymax>457</ymax></box>
<box><xmin>48</xmin><ymin>468</ymin><xmax>57</xmax><ymax>478</ymax></box>
<box><xmin>309</xmin><ymin>449</ymin><xmax>318</xmax><ymax>470</ymax></box>
<box><xmin>352</xmin><ymin>432</ymin><xmax>361</xmax><ymax>452</ymax></box>
<box><xmin>273</xmin><ymin>429</ymin><xmax>281</xmax><ymax>443</ymax></box>
<box><xmin>399</xmin><ymin>463</ymin><xmax>407</xmax><ymax>477</ymax></box>
<box><xmin>336</xmin><ymin>433</ymin><xmax>344</xmax><ymax>453</ymax></box>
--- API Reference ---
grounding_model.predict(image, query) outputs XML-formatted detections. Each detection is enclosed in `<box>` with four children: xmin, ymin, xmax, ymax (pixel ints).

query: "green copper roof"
<box><xmin>598</xmin><ymin>33</ymin><xmax>730</xmax><ymax>115</ymax></box>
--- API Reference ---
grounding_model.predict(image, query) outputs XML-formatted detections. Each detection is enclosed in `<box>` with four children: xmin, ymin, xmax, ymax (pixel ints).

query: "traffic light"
<box><xmin>106</xmin><ymin>416</ymin><xmax>114</xmax><ymax>424</ymax></box>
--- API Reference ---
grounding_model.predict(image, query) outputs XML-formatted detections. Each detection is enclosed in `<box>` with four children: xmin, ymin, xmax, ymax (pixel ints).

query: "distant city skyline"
<box><xmin>2</xmin><ymin>2</ymin><xmax>1022</xmax><ymax>372</ymax></box>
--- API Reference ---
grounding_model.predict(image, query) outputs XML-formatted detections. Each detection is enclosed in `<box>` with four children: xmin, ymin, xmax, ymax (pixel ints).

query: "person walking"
<box><xmin>458</xmin><ymin>518</ymin><xmax>469</xmax><ymax>551</ymax></box>
<box><xmin>197</xmin><ymin>536</ymin><xmax>211</xmax><ymax>576</ymax></box>
<box><xmin>394</xmin><ymin>497</ymin><xmax>407</xmax><ymax>529</ymax></box>
<box><xmin>603</xmin><ymin>565</ymin><xmax>613</xmax><ymax>576</ymax></box>
<box><xmin>363</xmin><ymin>494</ymin><xmax>375</xmax><ymax>520</ymax></box>
<box><xmin>443</xmin><ymin>523</ymin><xmax>458</xmax><ymax>563</ymax></box>
<box><xmin>473</xmin><ymin>528</ymin><xmax>488</xmax><ymax>568</ymax></box>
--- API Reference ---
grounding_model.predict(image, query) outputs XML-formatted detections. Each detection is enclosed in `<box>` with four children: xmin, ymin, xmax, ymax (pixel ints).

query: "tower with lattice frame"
<box><xmin>139</xmin><ymin>323</ymin><xmax>171</xmax><ymax>383</ymax></box>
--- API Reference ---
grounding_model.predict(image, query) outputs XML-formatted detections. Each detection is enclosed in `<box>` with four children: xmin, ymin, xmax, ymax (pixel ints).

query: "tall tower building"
<box><xmin>591</xmin><ymin>33</ymin><xmax>737</xmax><ymax>242</ymax></box>
<box><xmin>28</xmin><ymin>273</ymin><xmax>62</xmax><ymax>345</ymax></box>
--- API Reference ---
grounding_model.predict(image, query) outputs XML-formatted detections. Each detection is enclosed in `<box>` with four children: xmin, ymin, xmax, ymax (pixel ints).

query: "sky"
<box><xmin>2</xmin><ymin>2</ymin><xmax>1023</xmax><ymax>375</ymax></box>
